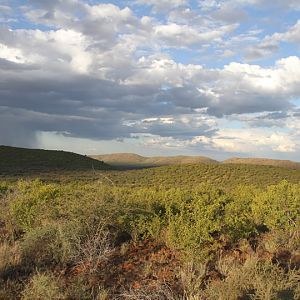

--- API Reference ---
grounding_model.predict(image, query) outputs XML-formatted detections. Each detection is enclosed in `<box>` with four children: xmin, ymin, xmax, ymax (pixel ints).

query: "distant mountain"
<box><xmin>91</xmin><ymin>153</ymin><xmax>300</xmax><ymax>171</ymax></box>
<box><xmin>223</xmin><ymin>157</ymin><xmax>300</xmax><ymax>170</ymax></box>
<box><xmin>3</xmin><ymin>145</ymin><xmax>299</xmax><ymax>174</ymax></box>
<box><xmin>90</xmin><ymin>153</ymin><xmax>219</xmax><ymax>168</ymax></box>
<box><xmin>0</xmin><ymin>145</ymin><xmax>111</xmax><ymax>173</ymax></box>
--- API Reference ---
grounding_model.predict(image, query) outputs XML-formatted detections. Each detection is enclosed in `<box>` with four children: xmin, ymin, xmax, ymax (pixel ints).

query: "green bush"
<box><xmin>224</xmin><ymin>185</ymin><xmax>258</xmax><ymax>240</ymax></box>
<box><xmin>253</xmin><ymin>181</ymin><xmax>300</xmax><ymax>231</ymax></box>
<box><xmin>9</xmin><ymin>180</ymin><xmax>61</xmax><ymax>232</ymax></box>
<box><xmin>1</xmin><ymin>176</ymin><xmax>300</xmax><ymax>299</ymax></box>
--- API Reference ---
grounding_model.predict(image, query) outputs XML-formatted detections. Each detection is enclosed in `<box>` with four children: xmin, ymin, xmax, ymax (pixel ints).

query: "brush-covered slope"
<box><xmin>107</xmin><ymin>163</ymin><xmax>300</xmax><ymax>189</ymax></box>
<box><xmin>91</xmin><ymin>153</ymin><xmax>219</xmax><ymax>168</ymax></box>
<box><xmin>224</xmin><ymin>157</ymin><xmax>300</xmax><ymax>170</ymax></box>
<box><xmin>0</xmin><ymin>145</ymin><xmax>111</xmax><ymax>173</ymax></box>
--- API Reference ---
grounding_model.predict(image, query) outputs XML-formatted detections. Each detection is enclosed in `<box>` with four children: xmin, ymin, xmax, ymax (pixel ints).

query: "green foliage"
<box><xmin>164</xmin><ymin>187</ymin><xmax>229</xmax><ymax>254</ymax></box>
<box><xmin>105</xmin><ymin>163</ymin><xmax>300</xmax><ymax>189</ymax></box>
<box><xmin>224</xmin><ymin>185</ymin><xmax>258</xmax><ymax>240</ymax></box>
<box><xmin>253</xmin><ymin>180</ymin><xmax>300</xmax><ymax>230</ymax></box>
<box><xmin>4</xmin><ymin>178</ymin><xmax>300</xmax><ymax>261</ymax></box>
<box><xmin>9</xmin><ymin>180</ymin><xmax>61</xmax><ymax>232</ymax></box>
<box><xmin>122</xmin><ymin>185</ymin><xmax>258</xmax><ymax>258</ymax></box>
<box><xmin>1</xmin><ymin>168</ymin><xmax>300</xmax><ymax>299</ymax></box>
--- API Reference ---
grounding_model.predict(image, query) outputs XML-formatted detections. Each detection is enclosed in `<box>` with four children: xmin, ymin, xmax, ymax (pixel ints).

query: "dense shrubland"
<box><xmin>0</xmin><ymin>170</ymin><xmax>300</xmax><ymax>299</ymax></box>
<box><xmin>0</xmin><ymin>146</ymin><xmax>110</xmax><ymax>174</ymax></box>
<box><xmin>2</xmin><ymin>163</ymin><xmax>300</xmax><ymax>188</ymax></box>
<box><xmin>107</xmin><ymin>163</ymin><xmax>300</xmax><ymax>189</ymax></box>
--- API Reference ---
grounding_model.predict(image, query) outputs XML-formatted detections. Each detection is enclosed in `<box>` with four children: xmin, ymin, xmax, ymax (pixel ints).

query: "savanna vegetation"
<box><xmin>91</xmin><ymin>153</ymin><xmax>300</xmax><ymax>170</ymax></box>
<box><xmin>0</xmin><ymin>149</ymin><xmax>300</xmax><ymax>299</ymax></box>
<box><xmin>0</xmin><ymin>146</ymin><xmax>110</xmax><ymax>174</ymax></box>
<box><xmin>90</xmin><ymin>153</ymin><xmax>218</xmax><ymax>169</ymax></box>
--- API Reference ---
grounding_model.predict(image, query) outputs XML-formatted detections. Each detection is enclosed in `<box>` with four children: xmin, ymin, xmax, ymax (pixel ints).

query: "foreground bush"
<box><xmin>0</xmin><ymin>178</ymin><xmax>300</xmax><ymax>299</ymax></box>
<box><xmin>22</xmin><ymin>273</ymin><xmax>65</xmax><ymax>300</ymax></box>
<box><xmin>9</xmin><ymin>179</ymin><xmax>60</xmax><ymax>232</ymax></box>
<box><xmin>205</xmin><ymin>257</ymin><xmax>300</xmax><ymax>300</ymax></box>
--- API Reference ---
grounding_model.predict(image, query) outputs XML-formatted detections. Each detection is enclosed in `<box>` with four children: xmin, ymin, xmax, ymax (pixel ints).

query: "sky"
<box><xmin>0</xmin><ymin>0</ymin><xmax>300</xmax><ymax>160</ymax></box>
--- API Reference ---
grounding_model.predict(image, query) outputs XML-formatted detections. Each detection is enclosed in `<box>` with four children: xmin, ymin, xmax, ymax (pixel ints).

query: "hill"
<box><xmin>90</xmin><ymin>153</ymin><xmax>219</xmax><ymax>168</ymax></box>
<box><xmin>224</xmin><ymin>157</ymin><xmax>300</xmax><ymax>170</ymax></box>
<box><xmin>92</xmin><ymin>153</ymin><xmax>300</xmax><ymax>171</ymax></box>
<box><xmin>0</xmin><ymin>145</ymin><xmax>111</xmax><ymax>174</ymax></box>
<box><xmin>106</xmin><ymin>163</ymin><xmax>300</xmax><ymax>189</ymax></box>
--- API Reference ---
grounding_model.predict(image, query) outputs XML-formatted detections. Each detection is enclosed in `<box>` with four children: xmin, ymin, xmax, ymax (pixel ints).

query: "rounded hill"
<box><xmin>91</xmin><ymin>153</ymin><xmax>218</xmax><ymax>168</ymax></box>
<box><xmin>0</xmin><ymin>145</ymin><xmax>111</xmax><ymax>174</ymax></box>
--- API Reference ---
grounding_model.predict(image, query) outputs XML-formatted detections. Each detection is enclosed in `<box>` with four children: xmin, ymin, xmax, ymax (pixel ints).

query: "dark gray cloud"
<box><xmin>0</xmin><ymin>58</ymin><xmax>39</xmax><ymax>71</ymax></box>
<box><xmin>207</xmin><ymin>91</ymin><xmax>292</xmax><ymax>117</ymax></box>
<box><xmin>0</xmin><ymin>0</ymin><xmax>299</xmax><ymax>156</ymax></box>
<box><xmin>0</xmin><ymin>51</ymin><xmax>298</xmax><ymax>147</ymax></box>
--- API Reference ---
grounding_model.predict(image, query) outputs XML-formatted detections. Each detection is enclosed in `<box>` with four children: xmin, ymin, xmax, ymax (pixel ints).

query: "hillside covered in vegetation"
<box><xmin>106</xmin><ymin>163</ymin><xmax>300</xmax><ymax>189</ymax></box>
<box><xmin>92</xmin><ymin>152</ymin><xmax>300</xmax><ymax>171</ymax></box>
<box><xmin>224</xmin><ymin>157</ymin><xmax>300</xmax><ymax>170</ymax></box>
<box><xmin>91</xmin><ymin>153</ymin><xmax>218</xmax><ymax>168</ymax></box>
<box><xmin>0</xmin><ymin>146</ymin><xmax>111</xmax><ymax>174</ymax></box>
<box><xmin>1</xmin><ymin>148</ymin><xmax>300</xmax><ymax>299</ymax></box>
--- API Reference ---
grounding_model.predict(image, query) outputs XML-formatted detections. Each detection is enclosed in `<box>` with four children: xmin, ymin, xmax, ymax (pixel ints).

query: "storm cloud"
<box><xmin>0</xmin><ymin>0</ymin><xmax>300</xmax><ymax>157</ymax></box>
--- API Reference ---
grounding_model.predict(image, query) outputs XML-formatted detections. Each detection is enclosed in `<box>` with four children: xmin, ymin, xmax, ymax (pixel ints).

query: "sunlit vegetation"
<box><xmin>91</xmin><ymin>153</ymin><xmax>218</xmax><ymax>169</ymax></box>
<box><xmin>3</xmin><ymin>163</ymin><xmax>300</xmax><ymax>189</ymax></box>
<box><xmin>106</xmin><ymin>163</ymin><xmax>300</xmax><ymax>189</ymax></box>
<box><xmin>1</xmin><ymin>162</ymin><xmax>300</xmax><ymax>299</ymax></box>
<box><xmin>1</xmin><ymin>148</ymin><xmax>300</xmax><ymax>299</ymax></box>
<box><xmin>224</xmin><ymin>157</ymin><xmax>300</xmax><ymax>170</ymax></box>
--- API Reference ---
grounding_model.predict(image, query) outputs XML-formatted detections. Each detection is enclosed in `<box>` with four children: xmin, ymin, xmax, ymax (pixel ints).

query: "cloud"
<box><xmin>1</xmin><ymin>45</ymin><xmax>299</xmax><ymax>147</ymax></box>
<box><xmin>245</xmin><ymin>20</ymin><xmax>300</xmax><ymax>60</ymax></box>
<box><xmin>1</xmin><ymin>21</ymin><xmax>300</xmax><ymax>142</ymax></box>
<box><xmin>0</xmin><ymin>0</ymin><xmax>299</xmax><ymax>158</ymax></box>
<box><xmin>127</xmin><ymin>115</ymin><xmax>217</xmax><ymax>139</ymax></box>
<box><xmin>154</xmin><ymin>23</ymin><xmax>237</xmax><ymax>47</ymax></box>
<box><xmin>207</xmin><ymin>127</ymin><xmax>298</xmax><ymax>153</ymax></box>
<box><xmin>199</xmin><ymin>0</ymin><xmax>300</xmax><ymax>11</ymax></box>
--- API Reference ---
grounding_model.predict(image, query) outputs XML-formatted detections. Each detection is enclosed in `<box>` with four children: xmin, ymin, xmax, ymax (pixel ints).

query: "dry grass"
<box><xmin>0</xmin><ymin>241</ymin><xmax>21</xmax><ymax>274</ymax></box>
<box><xmin>21</xmin><ymin>272</ymin><xmax>66</xmax><ymax>300</ymax></box>
<box><xmin>205</xmin><ymin>255</ymin><xmax>300</xmax><ymax>300</ymax></box>
<box><xmin>117</xmin><ymin>283</ymin><xmax>180</xmax><ymax>300</ymax></box>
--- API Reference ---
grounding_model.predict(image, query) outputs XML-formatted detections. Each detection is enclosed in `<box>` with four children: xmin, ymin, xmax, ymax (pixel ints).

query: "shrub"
<box><xmin>72</xmin><ymin>221</ymin><xmax>112</xmax><ymax>274</ymax></box>
<box><xmin>9</xmin><ymin>180</ymin><xmax>61</xmax><ymax>232</ymax></box>
<box><xmin>253</xmin><ymin>181</ymin><xmax>300</xmax><ymax>231</ymax></box>
<box><xmin>21</xmin><ymin>222</ymin><xmax>78</xmax><ymax>267</ymax></box>
<box><xmin>224</xmin><ymin>185</ymin><xmax>257</xmax><ymax>240</ymax></box>
<box><xmin>164</xmin><ymin>187</ymin><xmax>231</xmax><ymax>257</ymax></box>
<box><xmin>205</xmin><ymin>256</ymin><xmax>300</xmax><ymax>300</ymax></box>
<box><xmin>21</xmin><ymin>219</ymin><xmax>112</xmax><ymax>270</ymax></box>
<box><xmin>22</xmin><ymin>272</ymin><xmax>66</xmax><ymax>300</ymax></box>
